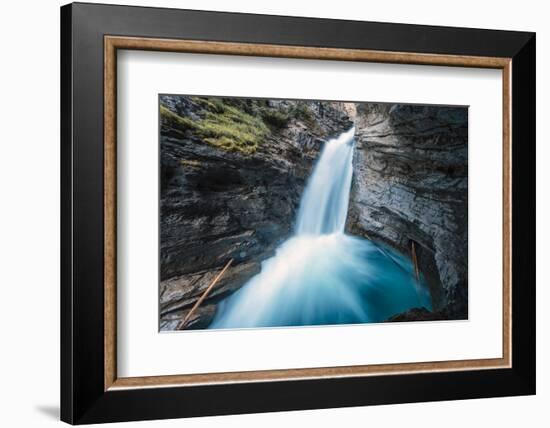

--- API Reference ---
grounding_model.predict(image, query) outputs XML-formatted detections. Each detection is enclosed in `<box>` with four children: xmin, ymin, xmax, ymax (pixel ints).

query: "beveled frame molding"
<box><xmin>103</xmin><ymin>35</ymin><xmax>512</xmax><ymax>392</ymax></box>
<box><xmin>62</xmin><ymin>3</ymin><xmax>536</xmax><ymax>424</ymax></box>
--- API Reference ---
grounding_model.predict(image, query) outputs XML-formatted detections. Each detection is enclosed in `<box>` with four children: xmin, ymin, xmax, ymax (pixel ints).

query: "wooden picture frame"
<box><xmin>61</xmin><ymin>2</ymin><xmax>535</xmax><ymax>424</ymax></box>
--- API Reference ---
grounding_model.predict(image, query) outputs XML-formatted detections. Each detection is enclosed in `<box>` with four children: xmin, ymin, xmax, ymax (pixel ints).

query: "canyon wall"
<box><xmin>348</xmin><ymin>103</ymin><xmax>468</xmax><ymax>319</ymax></box>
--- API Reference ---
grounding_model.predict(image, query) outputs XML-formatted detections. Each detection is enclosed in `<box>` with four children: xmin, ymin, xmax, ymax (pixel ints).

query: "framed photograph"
<box><xmin>61</xmin><ymin>2</ymin><xmax>536</xmax><ymax>424</ymax></box>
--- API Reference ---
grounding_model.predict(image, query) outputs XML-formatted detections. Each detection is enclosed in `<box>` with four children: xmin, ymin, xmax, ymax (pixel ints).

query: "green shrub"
<box><xmin>290</xmin><ymin>101</ymin><xmax>314</xmax><ymax>123</ymax></box>
<box><xmin>260</xmin><ymin>108</ymin><xmax>290</xmax><ymax>128</ymax></box>
<box><xmin>193</xmin><ymin>97</ymin><xmax>226</xmax><ymax>114</ymax></box>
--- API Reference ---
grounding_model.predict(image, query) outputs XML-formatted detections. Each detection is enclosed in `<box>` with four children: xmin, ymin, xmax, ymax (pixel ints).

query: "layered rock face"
<box><xmin>347</xmin><ymin>103</ymin><xmax>468</xmax><ymax>319</ymax></box>
<box><xmin>160</xmin><ymin>96</ymin><xmax>351</xmax><ymax>330</ymax></box>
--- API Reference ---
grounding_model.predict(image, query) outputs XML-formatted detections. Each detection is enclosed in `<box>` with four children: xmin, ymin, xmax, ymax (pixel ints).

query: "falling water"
<box><xmin>295</xmin><ymin>126</ymin><xmax>356</xmax><ymax>235</ymax></box>
<box><xmin>210</xmin><ymin>127</ymin><xmax>431</xmax><ymax>329</ymax></box>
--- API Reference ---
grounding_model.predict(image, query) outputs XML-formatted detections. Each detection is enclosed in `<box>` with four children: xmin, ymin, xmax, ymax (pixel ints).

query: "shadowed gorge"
<box><xmin>159</xmin><ymin>96</ymin><xmax>467</xmax><ymax>331</ymax></box>
<box><xmin>211</xmin><ymin>128</ymin><xmax>431</xmax><ymax>329</ymax></box>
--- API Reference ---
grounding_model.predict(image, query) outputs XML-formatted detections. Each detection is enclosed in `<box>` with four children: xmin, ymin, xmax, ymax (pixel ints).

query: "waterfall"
<box><xmin>295</xmin><ymin>126</ymin><xmax>355</xmax><ymax>235</ymax></box>
<box><xmin>210</xmin><ymin>127</ymin><xmax>431</xmax><ymax>329</ymax></box>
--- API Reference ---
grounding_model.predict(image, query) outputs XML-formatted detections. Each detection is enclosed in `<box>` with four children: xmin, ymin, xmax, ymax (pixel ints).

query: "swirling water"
<box><xmin>210</xmin><ymin>127</ymin><xmax>431</xmax><ymax>329</ymax></box>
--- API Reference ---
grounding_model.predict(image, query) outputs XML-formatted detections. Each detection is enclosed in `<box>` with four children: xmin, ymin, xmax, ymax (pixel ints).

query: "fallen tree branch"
<box><xmin>411</xmin><ymin>241</ymin><xmax>420</xmax><ymax>281</ymax></box>
<box><xmin>178</xmin><ymin>258</ymin><xmax>234</xmax><ymax>329</ymax></box>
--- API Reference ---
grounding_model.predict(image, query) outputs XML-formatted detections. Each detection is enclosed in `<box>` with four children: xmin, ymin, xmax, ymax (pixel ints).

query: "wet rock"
<box><xmin>386</xmin><ymin>307</ymin><xmax>449</xmax><ymax>322</ymax></box>
<box><xmin>348</xmin><ymin>103</ymin><xmax>468</xmax><ymax>319</ymax></box>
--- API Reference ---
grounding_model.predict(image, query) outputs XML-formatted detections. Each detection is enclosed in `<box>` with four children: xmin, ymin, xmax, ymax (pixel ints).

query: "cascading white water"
<box><xmin>210</xmin><ymin>127</ymin><xmax>431</xmax><ymax>329</ymax></box>
<box><xmin>295</xmin><ymin>126</ymin><xmax>356</xmax><ymax>235</ymax></box>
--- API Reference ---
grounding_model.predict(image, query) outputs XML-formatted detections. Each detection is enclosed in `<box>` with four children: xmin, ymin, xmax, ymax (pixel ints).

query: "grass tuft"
<box><xmin>161</xmin><ymin>98</ymin><xmax>271</xmax><ymax>154</ymax></box>
<box><xmin>161</xmin><ymin>97</ymin><xmax>320</xmax><ymax>155</ymax></box>
<box><xmin>160</xmin><ymin>105</ymin><xmax>197</xmax><ymax>135</ymax></box>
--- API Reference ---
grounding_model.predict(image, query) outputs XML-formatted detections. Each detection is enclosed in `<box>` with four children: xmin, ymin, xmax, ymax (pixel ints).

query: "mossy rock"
<box><xmin>161</xmin><ymin>97</ymin><xmax>272</xmax><ymax>154</ymax></box>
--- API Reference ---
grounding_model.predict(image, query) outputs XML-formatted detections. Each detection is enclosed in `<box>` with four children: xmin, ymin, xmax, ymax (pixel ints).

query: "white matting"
<box><xmin>117</xmin><ymin>50</ymin><xmax>503</xmax><ymax>378</ymax></box>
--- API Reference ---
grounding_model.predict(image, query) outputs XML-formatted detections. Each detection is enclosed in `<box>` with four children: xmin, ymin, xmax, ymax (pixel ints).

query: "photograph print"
<box><xmin>159</xmin><ymin>95</ymin><xmax>468</xmax><ymax>331</ymax></box>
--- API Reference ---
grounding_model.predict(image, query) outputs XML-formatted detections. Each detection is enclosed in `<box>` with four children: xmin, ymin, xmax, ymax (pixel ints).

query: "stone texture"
<box><xmin>386</xmin><ymin>307</ymin><xmax>448</xmax><ymax>322</ymax></box>
<box><xmin>348</xmin><ymin>103</ymin><xmax>468</xmax><ymax>319</ymax></box>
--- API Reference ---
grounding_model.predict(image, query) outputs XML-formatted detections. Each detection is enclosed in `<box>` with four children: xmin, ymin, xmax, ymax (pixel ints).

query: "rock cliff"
<box><xmin>347</xmin><ymin>103</ymin><xmax>468</xmax><ymax>319</ymax></box>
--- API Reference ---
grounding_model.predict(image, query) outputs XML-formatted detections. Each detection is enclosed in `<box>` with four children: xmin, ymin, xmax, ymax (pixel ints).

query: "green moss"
<box><xmin>160</xmin><ymin>105</ymin><xmax>197</xmax><ymax>135</ymax></box>
<box><xmin>192</xmin><ymin>97</ymin><xmax>226</xmax><ymax>114</ymax></box>
<box><xmin>161</xmin><ymin>98</ymin><xmax>270</xmax><ymax>154</ymax></box>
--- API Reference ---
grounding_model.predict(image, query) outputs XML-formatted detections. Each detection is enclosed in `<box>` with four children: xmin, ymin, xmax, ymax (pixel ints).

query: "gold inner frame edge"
<box><xmin>104</xmin><ymin>36</ymin><xmax>512</xmax><ymax>391</ymax></box>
